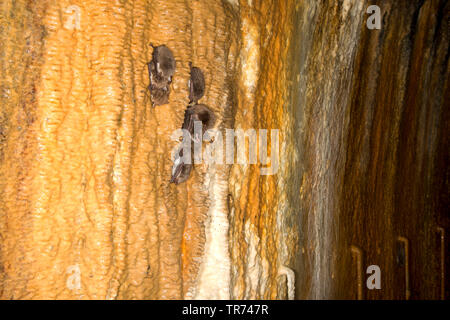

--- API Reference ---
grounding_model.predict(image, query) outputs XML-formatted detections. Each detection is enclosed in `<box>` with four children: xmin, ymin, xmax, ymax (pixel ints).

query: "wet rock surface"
<box><xmin>0</xmin><ymin>0</ymin><xmax>448</xmax><ymax>299</ymax></box>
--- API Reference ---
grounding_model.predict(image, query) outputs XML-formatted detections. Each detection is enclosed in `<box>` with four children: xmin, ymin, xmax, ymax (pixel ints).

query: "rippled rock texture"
<box><xmin>0</xmin><ymin>0</ymin><xmax>448</xmax><ymax>299</ymax></box>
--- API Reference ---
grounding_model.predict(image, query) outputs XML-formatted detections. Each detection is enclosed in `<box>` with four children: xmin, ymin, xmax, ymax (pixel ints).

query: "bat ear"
<box><xmin>189</xmin><ymin>61</ymin><xmax>192</xmax><ymax>69</ymax></box>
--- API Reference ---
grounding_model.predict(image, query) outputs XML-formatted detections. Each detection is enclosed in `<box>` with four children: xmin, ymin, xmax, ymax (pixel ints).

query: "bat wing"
<box><xmin>170</xmin><ymin>162</ymin><xmax>184</xmax><ymax>183</ymax></box>
<box><xmin>182</xmin><ymin>108</ymin><xmax>195</xmax><ymax>136</ymax></box>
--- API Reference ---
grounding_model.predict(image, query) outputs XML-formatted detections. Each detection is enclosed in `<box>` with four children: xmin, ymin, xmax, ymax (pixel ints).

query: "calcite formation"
<box><xmin>0</xmin><ymin>0</ymin><xmax>448</xmax><ymax>299</ymax></box>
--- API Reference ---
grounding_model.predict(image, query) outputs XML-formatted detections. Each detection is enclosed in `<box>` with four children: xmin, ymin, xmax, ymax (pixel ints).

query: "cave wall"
<box><xmin>0</xmin><ymin>0</ymin><xmax>448</xmax><ymax>299</ymax></box>
<box><xmin>1</xmin><ymin>0</ymin><xmax>240</xmax><ymax>299</ymax></box>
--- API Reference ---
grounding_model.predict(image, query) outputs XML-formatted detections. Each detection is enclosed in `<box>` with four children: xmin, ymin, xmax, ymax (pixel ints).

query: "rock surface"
<box><xmin>0</xmin><ymin>0</ymin><xmax>448</xmax><ymax>299</ymax></box>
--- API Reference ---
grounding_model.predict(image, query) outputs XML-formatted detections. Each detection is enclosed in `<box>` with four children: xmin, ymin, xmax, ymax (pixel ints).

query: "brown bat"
<box><xmin>148</xmin><ymin>61</ymin><xmax>171</xmax><ymax>89</ymax></box>
<box><xmin>147</xmin><ymin>43</ymin><xmax>175</xmax><ymax>107</ymax></box>
<box><xmin>150</xmin><ymin>43</ymin><xmax>175</xmax><ymax>81</ymax></box>
<box><xmin>188</xmin><ymin>62</ymin><xmax>205</xmax><ymax>105</ymax></box>
<box><xmin>170</xmin><ymin>148</ymin><xmax>193</xmax><ymax>184</ymax></box>
<box><xmin>182</xmin><ymin>104</ymin><xmax>216</xmax><ymax>143</ymax></box>
<box><xmin>149</xmin><ymin>83</ymin><xmax>170</xmax><ymax>106</ymax></box>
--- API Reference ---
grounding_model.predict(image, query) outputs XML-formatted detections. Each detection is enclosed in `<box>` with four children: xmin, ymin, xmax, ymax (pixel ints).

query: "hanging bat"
<box><xmin>147</xmin><ymin>43</ymin><xmax>175</xmax><ymax>107</ymax></box>
<box><xmin>150</xmin><ymin>43</ymin><xmax>175</xmax><ymax>82</ymax></box>
<box><xmin>170</xmin><ymin>148</ymin><xmax>193</xmax><ymax>184</ymax></box>
<box><xmin>188</xmin><ymin>62</ymin><xmax>205</xmax><ymax>105</ymax></box>
<box><xmin>182</xmin><ymin>104</ymin><xmax>215</xmax><ymax>143</ymax></box>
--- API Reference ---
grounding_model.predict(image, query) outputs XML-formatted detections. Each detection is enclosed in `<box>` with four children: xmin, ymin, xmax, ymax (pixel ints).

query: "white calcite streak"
<box><xmin>191</xmin><ymin>165</ymin><xmax>231</xmax><ymax>299</ymax></box>
<box><xmin>240</xmin><ymin>18</ymin><xmax>260</xmax><ymax>102</ymax></box>
<box><xmin>191</xmin><ymin>14</ymin><xmax>262</xmax><ymax>300</ymax></box>
<box><xmin>307</xmin><ymin>0</ymin><xmax>365</xmax><ymax>299</ymax></box>
<box><xmin>243</xmin><ymin>221</ymin><xmax>268</xmax><ymax>299</ymax></box>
